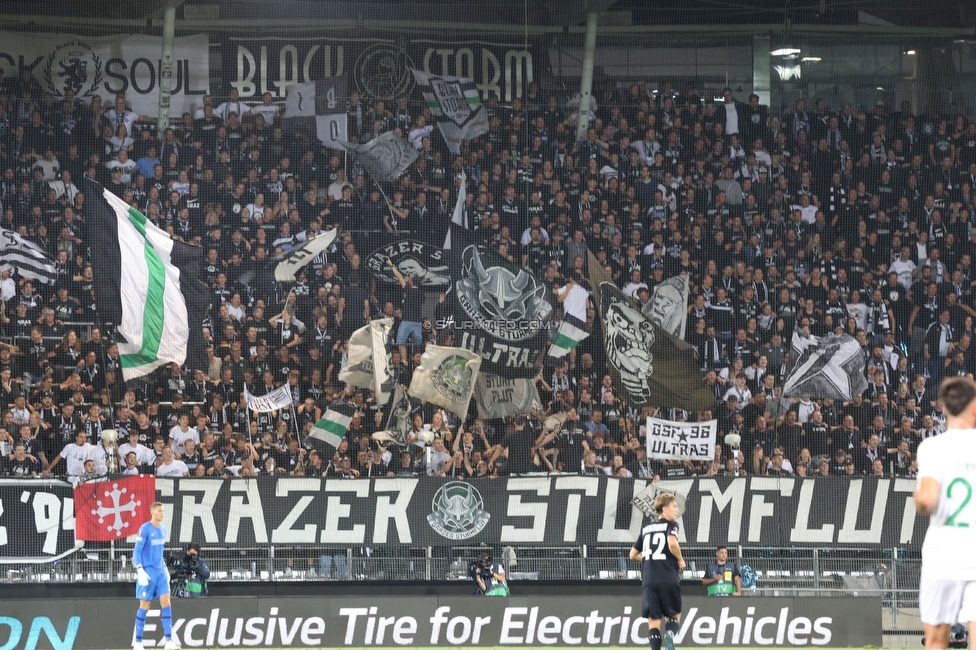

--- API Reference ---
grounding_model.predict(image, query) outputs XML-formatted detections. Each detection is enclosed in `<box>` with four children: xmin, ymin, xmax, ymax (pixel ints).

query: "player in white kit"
<box><xmin>915</xmin><ymin>376</ymin><xmax>976</xmax><ymax>649</ymax></box>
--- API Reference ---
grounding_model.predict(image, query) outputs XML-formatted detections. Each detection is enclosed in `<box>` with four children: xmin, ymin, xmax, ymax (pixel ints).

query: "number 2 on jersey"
<box><xmin>643</xmin><ymin>532</ymin><xmax>667</xmax><ymax>560</ymax></box>
<box><xmin>946</xmin><ymin>477</ymin><xmax>972</xmax><ymax>528</ymax></box>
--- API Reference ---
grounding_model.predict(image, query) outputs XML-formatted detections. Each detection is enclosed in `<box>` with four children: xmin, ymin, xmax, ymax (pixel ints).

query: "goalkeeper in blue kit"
<box><xmin>133</xmin><ymin>502</ymin><xmax>178</xmax><ymax>650</ymax></box>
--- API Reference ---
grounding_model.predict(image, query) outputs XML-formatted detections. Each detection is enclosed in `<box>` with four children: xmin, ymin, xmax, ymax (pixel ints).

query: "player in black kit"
<box><xmin>630</xmin><ymin>492</ymin><xmax>686</xmax><ymax>650</ymax></box>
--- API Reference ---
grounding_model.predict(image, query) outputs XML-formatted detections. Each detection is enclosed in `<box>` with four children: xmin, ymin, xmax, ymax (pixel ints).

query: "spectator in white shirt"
<box><xmin>118</xmin><ymin>430</ymin><xmax>156</xmax><ymax>467</ymax></box>
<box><xmin>43</xmin><ymin>430</ymin><xmax>95</xmax><ymax>477</ymax></box>
<box><xmin>155</xmin><ymin>446</ymin><xmax>190</xmax><ymax>477</ymax></box>
<box><xmin>169</xmin><ymin>414</ymin><xmax>200</xmax><ymax>456</ymax></box>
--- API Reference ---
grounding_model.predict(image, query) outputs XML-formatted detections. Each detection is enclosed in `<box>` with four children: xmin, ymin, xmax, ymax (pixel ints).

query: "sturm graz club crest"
<box><xmin>430</xmin><ymin>77</ymin><xmax>475</xmax><ymax>127</ymax></box>
<box><xmin>366</xmin><ymin>240</ymin><xmax>451</xmax><ymax>289</ymax></box>
<box><xmin>354</xmin><ymin>38</ymin><xmax>416</xmax><ymax>102</ymax></box>
<box><xmin>427</xmin><ymin>481</ymin><xmax>490</xmax><ymax>540</ymax></box>
<box><xmin>601</xmin><ymin>283</ymin><xmax>656</xmax><ymax>404</ymax></box>
<box><xmin>42</xmin><ymin>42</ymin><xmax>103</xmax><ymax>100</ymax></box>
<box><xmin>431</xmin><ymin>354</ymin><xmax>475</xmax><ymax>403</ymax></box>
<box><xmin>455</xmin><ymin>244</ymin><xmax>552</xmax><ymax>341</ymax></box>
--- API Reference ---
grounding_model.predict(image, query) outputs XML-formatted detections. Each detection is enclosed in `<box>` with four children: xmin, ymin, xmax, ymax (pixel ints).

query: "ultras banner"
<box><xmin>221</xmin><ymin>36</ymin><xmax>540</xmax><ymax>103</ymax></box>
<box><xmin>0</xmin><ymin>477</ymin><xmax>929</xmax><ymax>560</ymax></box>
<box><xmin>0</xmin><ymin>31</ymin><xmax>210</xmax><ymax>117</ymax></box>
<box><xmin>0</xmin><ymin>596</ymin><xmax>882</xmax><ymax>648</ymax></box>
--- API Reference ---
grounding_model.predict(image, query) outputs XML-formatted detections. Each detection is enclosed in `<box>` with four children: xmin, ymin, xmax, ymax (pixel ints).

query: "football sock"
<box><xmin>135</xmin><ymin>608</ymin><xmax>147</xmax><ymax>642</ymax></box>
<box><xmin>665</xmin><ymin>618</ymin><xmax>680</xmax><ymax>636</ymax></box>
<box><xmin>649</xmin><ymin>628</ymin><xmax>662</xmax><ymax>650</ymax></box>
<box><xmin>161</xmin><ymin>606</ymin><xmax>173</xmax><ymax>641</ymax></box>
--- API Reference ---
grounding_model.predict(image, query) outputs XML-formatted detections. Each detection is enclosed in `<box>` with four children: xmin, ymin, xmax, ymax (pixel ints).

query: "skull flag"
<box><xmin>74</xmin><ymin>475</ymin><xmax>156</xmax><ymax>542</ymax></box>
<box><xmin>447</xmin><ymin>236</ymin><xmax>552</xmax><ymax>378</ymax></box>
<box><xmin>598</xmin><ymin>282</ymin><xmax>714</xmax><ymax>412</ymax></box>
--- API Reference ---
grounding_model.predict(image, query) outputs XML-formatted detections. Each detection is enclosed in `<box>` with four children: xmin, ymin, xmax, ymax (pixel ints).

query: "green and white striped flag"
<box><xmin>548</xmin><ymin>314</ymin><xmax>591</xmax><ymax>358</ymax></box>
<box><xmin>411</xmin><ymin>69</ymin><xmax>488</xmax><ymax>154</ymax></box>
<box><xmin>310</xmin><ymin>403</ymin><xmax>357</xmax><ymax>448</ymax></box>
<box><xmin>87</xmin><ymin>181</ymin><xmax>210</xmax><ymax>383</ymax></box>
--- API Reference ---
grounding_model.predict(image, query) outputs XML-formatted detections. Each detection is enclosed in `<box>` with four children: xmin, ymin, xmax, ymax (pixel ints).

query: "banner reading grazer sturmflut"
<box><xmin>645</xmin><ymin>417</ymin><xmax>718</xmax><ymax>461</ymax></box>
<box><xmin>0</xmin><ymin>31</ymin><xmax>209</xmax><ymax>117</ymax></box>
<box><xmin>0</xmin><ymin>477</ymin><xmax>935</xmax><ymax>561</ymax></box>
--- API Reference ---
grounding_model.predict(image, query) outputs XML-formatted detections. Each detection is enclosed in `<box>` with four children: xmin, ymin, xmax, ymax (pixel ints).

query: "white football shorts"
<box><xmin>920</xmin><ymin>576</ymin><xmax>976</xmax><ymax>625</ymax></box>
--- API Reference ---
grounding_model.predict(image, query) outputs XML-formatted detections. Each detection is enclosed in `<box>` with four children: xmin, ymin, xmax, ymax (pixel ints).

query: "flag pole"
<box><xmin>291</xmin><ymin>402</ymin><xmax>302</xmax><ymax>448</ymax></box>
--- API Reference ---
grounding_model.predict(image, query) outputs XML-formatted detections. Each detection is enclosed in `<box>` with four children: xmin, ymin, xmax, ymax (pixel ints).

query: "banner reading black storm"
<box><xmin>221</xmin><ymin>36</ymin><xmax>540</xmax><ymax>103</ymax></box>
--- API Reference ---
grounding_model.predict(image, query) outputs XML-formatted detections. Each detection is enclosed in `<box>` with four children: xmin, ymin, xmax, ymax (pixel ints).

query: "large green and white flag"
<box><xmin>309</xmin><ymin>403</ymin><xmax>357</xmax><ymax>448</ymax></box>
<box><xmin>411</xmin><ymin>69</ymin><xmax>488</xmax><ymax>154</ymax></box>
<box><xmin>408</xmin><ymin>345</ymin><xmax>481</xmax><ymax>419</ymax></box>
<box><xmin>548</xmin><ymin>314</ymin><xmax>591</xmax><ymax>358</ymax></box>
<box><xmin>87</xmin><ymin>181</ymin><xmax>209</xmax><ymax>383</ymax></box>
<box><xmin>338</xmin><ymin>317</ymin><xmax>393</xmax><ymax>405</ymax></box>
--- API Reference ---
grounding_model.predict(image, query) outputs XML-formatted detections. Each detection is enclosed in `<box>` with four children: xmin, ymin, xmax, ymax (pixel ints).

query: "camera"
<box><xmin>166</xmin><ymin>552</ymin><xmax>199</xmax><ymax>576</ymax></box>
<box><xmin>467</xmin><ymin>554</ymin><xmax>493</xmax><ymax>580</ymax></box>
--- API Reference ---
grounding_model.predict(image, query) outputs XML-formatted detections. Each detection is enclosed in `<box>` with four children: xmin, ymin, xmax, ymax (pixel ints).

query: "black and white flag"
<box><xmin>783</xmin><ymin>328</ymin><xmax>868</xmax><ymax>400</ymax></box>
<box><xmin>272</xmin><ymin>229</ymin><xmax>338</xmax><ymax>282</ymax></box>
<box><xmin>411</xmin><ymin>69</ymin><xmax>489</xmax><ymax>154</ymax></box>
<box><xmin>338</xmin><ymin>317</ymin><xmax>393</xmax><ymax>406</ymax></box>
<box><xmin>0</xmin><ymin>227</ymin><xmax>57</xmax><ymax>285</ymax></box>
<box><xmin>643</xmin><ymin>275</ymin><xmax>689</xmax><ymax>340</ymax></box>
<box><xmin>341</xmin><ymin>132</ymin><xmax>419</xmax><ymax>182</ymax></box>
<box><xmin>598</xmin><ymin>282</ymin><xmax>714</xmax><ymax>411</ymax></box>
<box><xmin>372</xmin><ymin>384</ymin><xmax>413</xmax><ymax>447</ymax></box>
<box><xmin>283</xmin><ymin>78</ymin><xmax>348</xmax><ymax>150</ymax></box>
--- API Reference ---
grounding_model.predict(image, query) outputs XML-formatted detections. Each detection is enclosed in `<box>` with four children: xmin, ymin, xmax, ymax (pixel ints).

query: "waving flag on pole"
<box><xmin>442</xmin><ymin>172</ymin><xmax>467</xmax><ymax>250</ymax></box>
<box><xmin>408</xmin><ymin>345</ymin><xmax>481</xmax><ymax>419</ymax></box>
<box><xmin>243</xmin><ymin>385</ymin><xmax>293</xmax><ymax>413</ymax></box>
<box><xmin>309</xmin><ymin>402</ymin><xmax>357</xmax><ymax>449</ymax></box>
<box><xmin>548</xmin><ymin>314</ymin><xmax>591</xmax><ymax>358</ymax></box>
<box><xmin>283</xmin><ymin>78</ymin><xmax>349</xmax><ymax>150</ymax></box>
<box><xmin>783</xmin><ymin>328</ymin><xmax>868</xmax><ymax>400</ymax></box>
<box><xmin>341</xmin><ymin>132</ymin><xmax>419</xmax><ymax>182</ymax></box>
<box><xmin>412</xmin><ymin>69</ymin><xmax>489</xmax><ymax>154</ymax></box>
<box><xmin>87</xmin><ymin>180</ymin><xmax>210</xmax><ymax>383</ymax></box>
<box><xmin>338</xmin><ymin>318</ymin><xmax>393</xmax><ymax>405</ymax></box>
<box><xmin>0</xmin><ymin>227</ymin><xmax>57</xmax><ymax>284</ymax></box>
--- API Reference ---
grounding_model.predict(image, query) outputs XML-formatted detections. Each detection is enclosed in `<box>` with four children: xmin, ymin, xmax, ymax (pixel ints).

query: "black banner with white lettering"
<box><xmin>220</xmin><ymin>37</ymin><xmax>540</xmax><ymax>103</ymax></box>
<box><xmin>145</xmin><ymin>476</ymin><xmax>922</xmax><ymax>549</ymax></box>
<box><xmin>0</xmin><ymin>595</ymin><xmax>882</xmax><ymax>648</ymax></box>
<box><xmin>0</xmin><ymin>477</ymin><xmax>928</xmax><ymax>562</ymax></box>
<box><xmin>0</xmin><ymin>480</ymin><xmax>77</xmax><ymax>561</ymax></box>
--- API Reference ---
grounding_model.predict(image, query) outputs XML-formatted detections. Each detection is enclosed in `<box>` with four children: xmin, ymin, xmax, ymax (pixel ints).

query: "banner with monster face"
<box><xmin>447</xmin><ymin>241</ymin><xmax>552</xmax><ymax>378</ymax></box>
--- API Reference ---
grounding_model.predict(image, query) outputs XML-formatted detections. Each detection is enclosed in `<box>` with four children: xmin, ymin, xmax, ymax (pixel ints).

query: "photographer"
<box><xmin>168</xmin><ymin>543</ymin><xmax>210</xmax><ymax>598</ymax></box>
<box><xmin>470</xmin><ymin>551</ymin><xmax>509</xmax><ymax>597</ymax></box>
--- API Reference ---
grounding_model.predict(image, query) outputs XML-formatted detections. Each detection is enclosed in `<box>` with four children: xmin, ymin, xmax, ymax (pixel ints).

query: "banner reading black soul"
<box><xmin>0</xmin><ymin>595</ymin><xmax>882</xmax><ymax>648</ymax></box>
<box><xmin>0</xmin><ymin>476</ymin><xmax>928</xmax><ymax>562</ymax></box>
<box><xmin>221</xmin><ymin>37</ymin><xmax>541</xmax><ymax>103</ymax></box>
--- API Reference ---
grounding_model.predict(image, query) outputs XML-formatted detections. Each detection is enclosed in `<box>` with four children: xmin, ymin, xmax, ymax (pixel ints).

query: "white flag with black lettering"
<box><xmin>243</xmin><ymin>385</ymin><xmax>294</xmax><ymax>413</ymax></box>
<box><xmin>338</xmin><ymin>317</ymin><xmax>393</xmax><ymax>405</ymax></box>
<box><xmin>645</xmin><ymin>417</ymin><xmax>717</xmax><ymax>461</ymax></box>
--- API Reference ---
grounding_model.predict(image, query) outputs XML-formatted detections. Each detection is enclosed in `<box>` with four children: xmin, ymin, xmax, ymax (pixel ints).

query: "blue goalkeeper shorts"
<box><xmin>136</xmin><ymin>570</ymin><xmax>170</xmax><ymax>601</ymax></box>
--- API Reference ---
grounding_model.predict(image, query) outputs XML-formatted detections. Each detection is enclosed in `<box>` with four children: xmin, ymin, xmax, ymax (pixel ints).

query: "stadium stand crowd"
<box><xmin>0</xmin><ymin>74</ymin><xmax>969</xmax><ymax>483</ymax></box>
